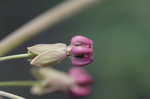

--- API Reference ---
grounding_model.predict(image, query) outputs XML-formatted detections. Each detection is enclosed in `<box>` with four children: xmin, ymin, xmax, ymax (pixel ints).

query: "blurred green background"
<box><xmin>1</xmin><ymin>0</ymin><xmax>150</xmax><ymax>99</ymax></box>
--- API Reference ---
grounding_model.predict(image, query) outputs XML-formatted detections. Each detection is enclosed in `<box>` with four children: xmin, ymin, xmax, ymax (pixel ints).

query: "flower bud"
<box><xmin>31</xmin><ymin>67</ymin><xmax>94</xmax><ymax>97</ymax></box>
<box><xmin>70</xmin><ymin>35</ymin><xmax>94</xmax><ymax>66</ymax></box>
<box><xmin>31</xmin><ymin>67</ymin><xmax>74</xmax><ymax>95</ymax></box>
<box><xmin>27</xmin><ymin>43</ymin><xmax>67</xmax><ymax>67</ymax></box>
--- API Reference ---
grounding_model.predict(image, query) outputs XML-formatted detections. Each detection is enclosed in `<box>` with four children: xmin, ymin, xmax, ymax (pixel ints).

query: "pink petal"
<box><xmin>70</xmin><ymin>86</ymin><xmax>92</xmax><ymax>96</ymax></box>
<box><xmin>71</xmin><ymin>35</ymin><xmax>93</xmax><ymax>48</ymax></box>
<box><xmin>69</xmin><ymin>67</ymin><xmax>94</xmax><ymax>85</ymax></box>
<box><xmin>71</xmin><ymin>56</ymin><xmax>93</xmax><ymax>66</ymax></box>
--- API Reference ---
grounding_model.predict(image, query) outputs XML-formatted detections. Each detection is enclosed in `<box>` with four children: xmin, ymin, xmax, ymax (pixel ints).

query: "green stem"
<box><xmin>0</xmin><ymin>81</ymin><xmax>40</xmax><ymax>87</ymax></box>
<box><xmin>0</xmin><ymin>53</ymin><xmax>34</xmax><ymax>61</ymax></box>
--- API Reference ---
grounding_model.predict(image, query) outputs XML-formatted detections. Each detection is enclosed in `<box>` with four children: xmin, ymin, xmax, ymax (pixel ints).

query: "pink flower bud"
<box><xmin>70</xmin><ymin>35</ymin><xmax>94</xmax><ymax>67</ymax></box>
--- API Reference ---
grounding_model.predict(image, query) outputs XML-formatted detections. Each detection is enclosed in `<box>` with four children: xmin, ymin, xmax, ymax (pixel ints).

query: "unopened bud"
<box><xmin>31</xmin><ymin>68</ymin><xmax>74</xmax><ymax>95</ymax></box>
<box><xmin>27</xmin><ymin>43</ymin><xmax>67</xmax><ymax>67</ymax></box>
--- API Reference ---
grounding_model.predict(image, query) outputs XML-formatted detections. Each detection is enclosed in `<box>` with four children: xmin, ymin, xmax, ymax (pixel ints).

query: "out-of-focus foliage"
<box><xmin>1</xmin><ymin>0</ymin><xmax>150</xmax><ymax>99</ymax></box>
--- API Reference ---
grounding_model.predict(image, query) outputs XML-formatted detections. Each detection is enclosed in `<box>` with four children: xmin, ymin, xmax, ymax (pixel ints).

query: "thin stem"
<box><xmin>0</xmin><ymin>53</ymin><xmax>33</xmax><ymax>61</ymax></box>
<box><xmin>0</xmin><ymin>81</ymin><xmax>40</xmax><ymax>87</ymax></box>
<box><xmin>0</xmin><ymin>91</ymin><xmax>25</xmax><ymax>99</ymax></box>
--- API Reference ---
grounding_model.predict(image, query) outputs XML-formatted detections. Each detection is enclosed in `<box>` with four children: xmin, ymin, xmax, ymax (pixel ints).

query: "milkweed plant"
<box><xmin>0</xmin><ymin>35</ymin><xmax>94</xmax><ymax>99</ymax></box>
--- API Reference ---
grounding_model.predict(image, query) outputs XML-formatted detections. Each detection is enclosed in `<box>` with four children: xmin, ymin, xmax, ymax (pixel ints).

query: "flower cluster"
<box><xmin>30</xmin><ymin>35</ymin><xmax>94</xmax><ymax>97</ymax></box>
<box><xmin>0</xmin><ymin>34</ymin><xmax>94</xmax><ymax>98</ymax></box>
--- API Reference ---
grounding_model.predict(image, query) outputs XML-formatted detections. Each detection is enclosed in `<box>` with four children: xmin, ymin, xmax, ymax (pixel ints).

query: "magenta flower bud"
<box><xmin>70</xmin><ymin>35</ymin><xmax>94</xmax><ymax>66</ymax></box>
<box><xmin>70</xmin><ymin>86</ymin><xmax>92</xmax><ymax>96</ymax></box>
<box><xmin>69</xmin><ymin>67</ymin><xmax>94</xmax><ymax>85</ymax></box>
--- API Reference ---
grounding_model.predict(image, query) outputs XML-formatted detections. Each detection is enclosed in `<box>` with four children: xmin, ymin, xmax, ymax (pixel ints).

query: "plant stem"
<box><xmin>0</xmin><ymin>53</ymin><xmax>33</xmax><ymax>61</ymax></box>
<box><xmin>0</xmin><ymin>81</ymin><xmax>40</xmax><ymax>87</ymax></box>
<box><xmin>0</xmin><ymin>91</ymin><xmax>25</xmax><ymax>99</ymax></box>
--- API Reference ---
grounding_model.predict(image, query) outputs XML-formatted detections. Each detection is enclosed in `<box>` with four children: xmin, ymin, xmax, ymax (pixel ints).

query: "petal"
<box><xmin>70</xmin><ymin>85</ymin><xmax>92</xmax><ymax>96</ymax></box>
<box><xmin>69</xmin><ymin>67</ymin><xmax>94</xmax><ymax>85</ymax></box>
<box><xmin>70</xmin><ymin>47</ymin><xmax>93</xmax><ymax>66</ymax></box>
<box><xmin>28</xmin><ymin>43</ymin><xmax>66</xmax><ymax>55</ymax></box>
<box><xmin>71</xmin><ymin>47</ymin><xmax>93</xmax><ymax>55</ymax></box>
<box><xmin>71</xmin><ymin>35</ymin><xmax>93</xmax><ymax>47</ymax></box>
<box><xmin>71</xmin><ymin>56</ymin><xmax>93</xmax><ymax>66</ymax></box>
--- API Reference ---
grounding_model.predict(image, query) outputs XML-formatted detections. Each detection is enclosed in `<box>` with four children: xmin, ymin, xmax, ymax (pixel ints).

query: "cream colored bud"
<box><xmin>27</xmin><ymin>43</ymin><xmax>67</xmax><ymax>67</ymax></box>
<box><xmin>31</xmin><ymin>68</ymin><xmax>75</xmax><ymax>95</ymax></box>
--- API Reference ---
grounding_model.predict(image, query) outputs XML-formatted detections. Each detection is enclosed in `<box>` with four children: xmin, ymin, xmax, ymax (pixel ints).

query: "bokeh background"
<box><xmin>0</xmin><ymin>0</ymin><xmax>150</xmax><ymax>99</ymax></box>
